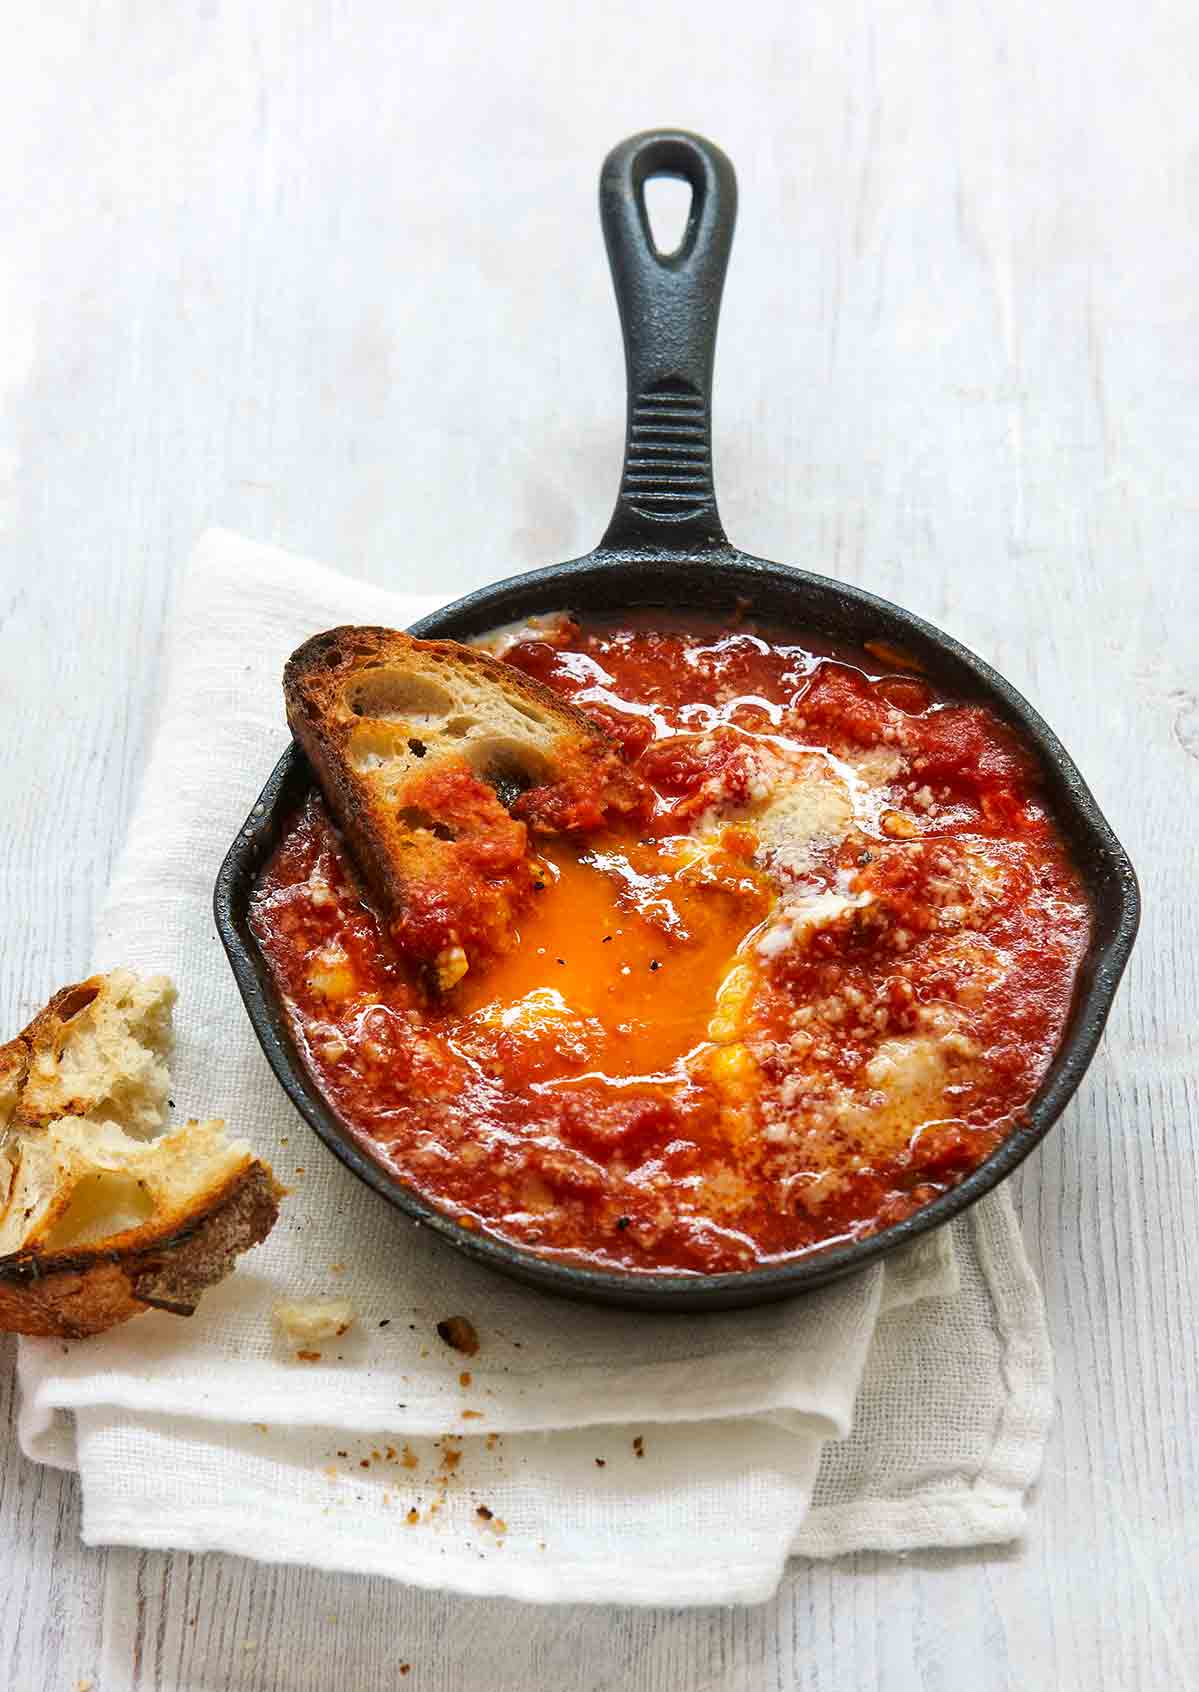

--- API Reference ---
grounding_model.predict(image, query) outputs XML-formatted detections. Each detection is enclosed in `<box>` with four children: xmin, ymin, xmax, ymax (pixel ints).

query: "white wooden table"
<box><xmin>2</xmin><ymin>3</ymin><xmax>1196</xmax><ymax>1686</ymax></box>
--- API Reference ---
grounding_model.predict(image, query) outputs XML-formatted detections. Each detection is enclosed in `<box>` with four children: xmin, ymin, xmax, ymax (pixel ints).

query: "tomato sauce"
<box><xmin>250</xmin><ymin>614</ymin><xmax>1092</xmax><ymax>1275</ymax></box>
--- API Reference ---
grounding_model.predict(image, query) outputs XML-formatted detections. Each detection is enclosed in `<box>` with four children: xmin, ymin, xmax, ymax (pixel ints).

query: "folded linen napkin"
<box><xmin>17</xmin><ymin>530</ymin><xmax>1053</xmax><ymax>1605</ymax></box>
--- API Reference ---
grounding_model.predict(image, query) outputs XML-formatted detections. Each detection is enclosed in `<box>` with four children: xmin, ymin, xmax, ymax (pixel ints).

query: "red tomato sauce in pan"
<box><xmin>250</xmin><ymin>614</ymin><xmax>1092</xmax><ymax>1275</ymax></box>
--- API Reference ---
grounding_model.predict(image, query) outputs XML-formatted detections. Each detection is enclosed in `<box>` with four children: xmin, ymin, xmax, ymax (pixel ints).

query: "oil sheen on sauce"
<box><xmin>250</xmin><ymin>614</ymin><xmax>1093</xmax><ymax>1275</ymax></box>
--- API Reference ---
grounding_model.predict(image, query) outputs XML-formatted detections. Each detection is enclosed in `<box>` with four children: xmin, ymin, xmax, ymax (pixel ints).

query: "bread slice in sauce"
<box><xmin>0</xmin><ymin>971</ymin><xmax>281</xmax><ymax>1338</ymax></box>
<box><xmin>283</xmin><ymin>625</ymin><xmax>649</xmax><ymax>989</ymax></box>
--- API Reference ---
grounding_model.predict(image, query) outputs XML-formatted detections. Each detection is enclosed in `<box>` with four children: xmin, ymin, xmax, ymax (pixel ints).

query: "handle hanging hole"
<box><xmin>643</xmin><ymin>175</ymin><xmax>694</xmax><ymax>258</ymax></box>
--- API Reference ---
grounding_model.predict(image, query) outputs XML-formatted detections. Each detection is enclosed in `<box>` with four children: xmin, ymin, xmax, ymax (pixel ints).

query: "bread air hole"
<box><xmin>396</xmin><ymin>806</ymin><xmax>456</xmax><ymax>842</ymax></box>
<box><xmin>348</xmin><ymin>723</ymin><xmax>409</xmax><ymax>774</ymax></box>
<box><xmin>346</xmin><ymin>670</ymin><xmax>454</xmax><ymax>726</ymax></box>
<box><xmin>463</xmin><ymin>737</ymin><xmax>550</xmax><ymax>808</ymax></box>
<box><xmin>42</xmin><ymin>1171</ymin><xmax>157</xmax><ymax>1250</ymax></box>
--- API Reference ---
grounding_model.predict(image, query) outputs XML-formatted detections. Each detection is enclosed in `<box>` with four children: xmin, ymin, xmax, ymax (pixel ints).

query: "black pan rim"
<box><xmin>215</xmin><ymin>546</ymin><xmax>1140</xmax><ymax>1311</ymax></box>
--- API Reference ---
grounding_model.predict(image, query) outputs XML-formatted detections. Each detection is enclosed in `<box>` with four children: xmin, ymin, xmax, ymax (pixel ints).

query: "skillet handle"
<box><xmin>598</xmin><ymin>129</ymin><xmax>737</xmax><ymax>555</ymax></box>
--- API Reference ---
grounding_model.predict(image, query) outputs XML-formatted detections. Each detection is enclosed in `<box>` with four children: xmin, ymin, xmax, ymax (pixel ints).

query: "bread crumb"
<box><xmin>296</xmin><ymin>1349</ymin><xmax>322</xmax><ymax>1362</ymax></box>
<box><xmin>436</xmin><ymin>1316</ymin><xmax>479</xmax><ymax>1356</ymax></box>
<box><xmin>407</xmin><ymin>1507</ymin><xmax>420</xmax><ymax>1525</ymax></box>
<box><xmin>461</xmin><ymin>1409</ymin><xmax>484</xmax><ymax>1420</ymax></box>
<box><xmin>273</xmin><ymin>1298</ymin><xmax>357</xmax><ymax>1343</ymax></box>
<box><xmin>459</xmin><ymin>1371</ymin><xmax>472</xmax><ymax>1387</ymax></box>
<box><xmin>633</xmin><ymin>1435</ymin><xmax>645</xmax><ymax>1458</ymax></box>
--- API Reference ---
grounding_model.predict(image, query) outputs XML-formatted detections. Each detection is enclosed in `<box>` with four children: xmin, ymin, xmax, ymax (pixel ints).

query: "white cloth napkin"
<box><xmin>17</xmin><ymin>530</ymin><xmax>1053</xmax><ymax>1605</ymax></box>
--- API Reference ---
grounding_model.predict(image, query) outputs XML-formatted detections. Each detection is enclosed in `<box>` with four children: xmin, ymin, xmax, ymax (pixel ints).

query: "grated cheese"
<box><xmin>756</xmin><ymin>890</ymin><xmax>875</xmax><ymax>959</ymax></box>
<box><xmin>470</xmin><ymin>612</ymin><xmax>572</xmax><ymax>658</ymax></box>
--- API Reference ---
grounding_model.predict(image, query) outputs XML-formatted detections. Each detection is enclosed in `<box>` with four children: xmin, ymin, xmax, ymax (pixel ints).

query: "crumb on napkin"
<box><xmin>436</xmin><ymin>1315</ymin><xmax>479</xmax><ymax>1356</ymax></box>
<box><xmin>273</xmin><ymin>1297</ymin><xmax>357</xmax><ymax>1346</ymax></box>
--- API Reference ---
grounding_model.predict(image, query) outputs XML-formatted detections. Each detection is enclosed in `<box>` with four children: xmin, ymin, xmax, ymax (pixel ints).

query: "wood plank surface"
<box><xmin>1</xmin><ymin>1</ymin><xmax>1195</xmax><ymax>1686</ymax></box>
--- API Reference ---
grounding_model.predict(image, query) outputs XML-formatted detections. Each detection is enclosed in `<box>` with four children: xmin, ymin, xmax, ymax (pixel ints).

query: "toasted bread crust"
<box><xmin>0</xmin><ymin>1161</ymin><xmax>282</xmax><ymax>1337</ymax></box>
<box><xmin>284</xmin><ymin>625</ymin><xmax>649</xmax><ymax>986</ymax></box>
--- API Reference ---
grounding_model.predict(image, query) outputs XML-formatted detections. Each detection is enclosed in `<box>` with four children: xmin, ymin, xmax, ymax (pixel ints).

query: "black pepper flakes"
<box><xmin>533</xmin><ymin>881</ymin><xmax>545</xmax><ymax>892</ymax></box>
<box><xmin>556</xmin><ymin>958</ymin><xmax>565</xmax><ymax>966</ymax></box>
<box><xmin>602</xmin><ymin>935</ymin><xmax>613</xmax><ymax>943</ymax></box>
<box><xmin>476</xmin><ymin>1504</ymin><xmax>494</xmax><ymax>1520</ymax></box>
<box><xmin>649</xmin><ymin>960</ymin><xmax>661</xmax><ymax>971</ymax></box>
<box><xmin>616</xmin><ymin>1216</ymin><xmax>631</xmax><ymax>1230</ymax></box>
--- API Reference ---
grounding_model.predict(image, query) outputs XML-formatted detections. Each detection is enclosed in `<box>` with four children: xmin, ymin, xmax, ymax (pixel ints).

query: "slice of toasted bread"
<box><xmin>0</xmin><ymin>972</ymin><xmax>282</xmax><ymax>1338</ymax></box>
<box><xmin>284</xmin><ymin>625</ymin><xmax>649</xmax><ymax>989</ymax></box>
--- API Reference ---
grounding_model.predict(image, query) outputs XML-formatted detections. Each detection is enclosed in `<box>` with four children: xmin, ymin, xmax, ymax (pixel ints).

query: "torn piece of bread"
<box><xmin>284</xmin><ymin>626</ymin><xmax>650</xmax><ymax>989</ymax></box>
<box><xmin>1</xmin><ymin>970</ymin><xmax>175</xmax><ymax>1137</ymax></box>
<box><xmin>0</xmin><ymin>972</ymin><xmax>281</xmax><ymax>1338</ymax></box>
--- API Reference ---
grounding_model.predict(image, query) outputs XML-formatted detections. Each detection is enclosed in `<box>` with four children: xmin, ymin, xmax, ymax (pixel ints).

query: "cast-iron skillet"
<box><xmin>215</xmin><ymin>129</ymin><xmax>1140</xmax><ymax>1313</ymax></box>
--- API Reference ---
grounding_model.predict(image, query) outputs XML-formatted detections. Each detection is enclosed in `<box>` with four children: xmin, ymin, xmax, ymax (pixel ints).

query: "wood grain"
<box><xmin>2</xmin><ymin>0</ymin><xmax>1196</xmax><ymax>1686</ymax></box>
